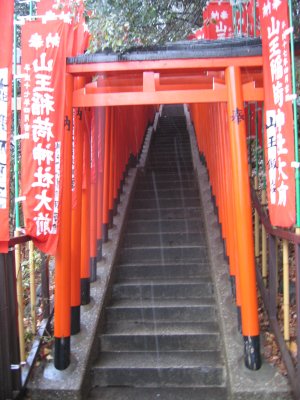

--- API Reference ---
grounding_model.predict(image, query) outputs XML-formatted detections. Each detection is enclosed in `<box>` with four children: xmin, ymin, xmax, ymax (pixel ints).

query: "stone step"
<box><xmin>87</xmin><ymin>110</ymin><xmax>228</xmax><ymax>399</ymax></box>
<box><xmin>126</xmin><ymin>219</ymin><xmax>205</xmax><ymax>234</ymax></box>
<box><xmin>133</xmin><ymin>188</ymin><xmax>199</xmax><ymax>199</ymax></box>
<box><xmin>105</xmin><ymin>320</ymin><xmax>218</xmax><ymax>335</ymax></box>
<box><xmin>149</xmin><ymin>146</ymin><xmax>190</xmax><ymax>152</ymax></box>
<box><xmin>91</xmin><ymin>351</ymin><xmax>225</xmax><ymax>387</ymax></box>
<box><xmin>123</xmin><ymin>232</ymin><xmax>206</xmax><ymax>248</ymax></box>
<box><xmin>100</xmin><ymin>327</ymin><xmax>220</xmax><ymax>352</ymax></box>
<box><xmin>148</xmin><ymin>151</ymin><xmax>192</xmax><ymax>160</ymax></box>
<box><xmin>147</xmin><ymin>161</ymin><xmax>194</xmax><ymax>169</ymax></box>
<box><xmin>131</xmin><ymin>198</ymin><xmax>200</xmax><ymax>210</ymax></box>
<box><xmin>115</xmin><ymin>262</ymin><xmax>211</xmax><ymax>280</ymax></box>
<box><xmin>127</xmin><ymin>207</ymin><xmax>203</xmax><ymax>221</ymax></box>
<box><xmin>152</xmin><ymin>140</ymin><xmax>189</xmax><ymax>145</ymax></box>
<box><xmin>119</xmin><ymin>246</ymin><xmax>208</xmax><ymax>264</ymax></box>
<box><xmin>148</xmin><ymin>149</ymin><xmax>191</xmax><ymax>155</ymax></box>
<box><xmin>146</xmin><ymin>166</ymin><xmax>194</xmax><ymax>174</ymax></box>
<box><xmin>88</xmin><ymin>386</ymin><xmax>227</xmax><ymax>400</ymax></box>
<box><xmin>112</xmin><ymin>280</ymin><xmax>213</xmax><ymax>299</ymax></box>
<box><xmin>106</xmin><ymin>302</ymin><xmax>216</xmax><ymax>323</ymax></box>
<box><xmin>135</xmin><ymin>179</ymin><xmax>196</xmax><ymax>190</ymax></box>
<box><xmin>138</xmin><ymin>172</ymin><xmax>196</xmax><ymax>180</ymax></box>
<box><xmin>148</xmin><ymin>150</ymin><xmax>192</xmax><ymax>159</ymax></box>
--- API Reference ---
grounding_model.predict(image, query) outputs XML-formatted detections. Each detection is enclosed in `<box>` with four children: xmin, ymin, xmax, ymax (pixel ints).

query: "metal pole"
<box><xmin>283</xmin><ymin>239</ymin><xmax>290</xmax><ymax>345</ymax></box>
<box><xmin>239</xmin><ymin>2</ymin><xmax>243</xmax><ymax>35</ymax></box>
<box><xmin>233</xmin><ymin>4</ymin><xmax>237</xmax><ymax>36</ymax></box>
<box><xmin>288</xmin><ymin>0</ymin><xmax>300</xmax><ymax>228</ymax></box>
<box><xmin>29</xmin><ymin>241</ymin><xmax>36</xmax><ymax>330</ymax></box>
<box><xmin>13</xmin><ymin>15</ymin><xmax>20</xmax><ymax>229</ymax></box>
<box><xmin>29</xmin><ymin>0</ymin><xmax>33</xmax><ymax>17</ymax></box>
<box><xmin>253</xmin><ymin>0</ymin><xmax>256</xmax><ymax>37</ymax></box>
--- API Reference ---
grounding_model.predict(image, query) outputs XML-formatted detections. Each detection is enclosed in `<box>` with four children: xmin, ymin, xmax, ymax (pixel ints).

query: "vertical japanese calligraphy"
<box><xmin>259</xmin><ymin>0</ymin><xmax>296</xmax><ymax>227</ymax></box>
<box><xmin>204</xmin><ymin>1</ymin><xmax>233</xmax><ymax>39</ymax></box>
<box><xmin>0</xmin><ymin>1</ymin><xmax>14</xmax><ymax>252</ymax></box>
<box><xmin>21</xmin><ymin>20</ymin><xmax>67</xmax><ymax>254</ymax></box>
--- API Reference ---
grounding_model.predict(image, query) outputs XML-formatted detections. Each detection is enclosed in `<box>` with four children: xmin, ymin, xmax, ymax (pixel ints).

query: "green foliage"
<box><xmin>292</xmin><ymin>0</ymin><xmax>300</xmax><ymax>38</ymax></box>
<box><xmin>21</xmin><ymin>250</ymin><xmax>42</xmax><ymax>289</ymax></box>
<box><xmin>84</xmin><ymin>0</ymin><xmax>206</xmax><ymax>52</ymax></box>
<box><xmin>83</xmin><ymin>0</ymin><xmax>300</xmax><ymax>53</ymax></box>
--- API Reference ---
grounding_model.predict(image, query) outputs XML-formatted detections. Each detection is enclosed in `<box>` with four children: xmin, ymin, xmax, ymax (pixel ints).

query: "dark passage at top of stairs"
<box><xmin>87</xmin><ymin>105</ymin><xmax>228</xmax><ymax>400</ymax></box>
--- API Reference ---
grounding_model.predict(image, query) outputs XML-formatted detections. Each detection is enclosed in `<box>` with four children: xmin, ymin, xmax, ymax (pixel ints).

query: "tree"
<box><xmin>84</xmin><ymin>0</ymin><xmax>206</xmax><ymax>52</ymax></box>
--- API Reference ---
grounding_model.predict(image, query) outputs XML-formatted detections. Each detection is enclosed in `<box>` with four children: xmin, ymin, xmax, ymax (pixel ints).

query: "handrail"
<box><xmin>251</xmin><ymin>187</ymin><xmax>300</xmax><ymax>244</ymax></box>
<box><xmin>8</xmin><ymin>235</ymin><xmax>32</xmax><ymax>247</ymax></box>
<box><xmin>0</xmin><ymin>238</ymin><xmax>53</xmax><ymax>399</ymax></box>
<box><xmin>251</xmin><ymin>183</ymin><xmax>300</xmax><ymax>398</ymax></box>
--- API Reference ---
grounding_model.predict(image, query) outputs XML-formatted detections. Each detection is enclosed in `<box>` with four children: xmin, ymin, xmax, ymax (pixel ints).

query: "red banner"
<box><xmin>204</xmin><ymin>1</ymin><xmax>233</xmax><ymax>39</ymax></box>
<box><xmin>37</xmin><ymin>0</ymin><xmax>89</xmax><ymax>55</ymax></box>
<box><xmin>21</xmin><ymin>20</ymin><xmax>67</xmax><ymax>254</ymax></box>
<box><xmin>247</xmin><ymin>1</ymin><xmax>261</xmax><ymax>37</ymax></box>
<box><xmin>36</xmin><ymin>0</ymin><xmax>56</xmax><ymax>14</ymax></box>
<box><xmin>0</xmin><ymin>1</ymin><xmax>14</xmax><ymax>252</ymax></box>
<box><xmin>259</xmin><ymin>1</ymin><xmax>295</xmax><ymax>227</ymax></box>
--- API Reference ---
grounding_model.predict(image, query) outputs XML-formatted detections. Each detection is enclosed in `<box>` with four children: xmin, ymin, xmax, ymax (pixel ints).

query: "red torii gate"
<box><xmin>54</xmin><ymin>53</ymin><xmax>264</xmax><ymax>371</ymax></box>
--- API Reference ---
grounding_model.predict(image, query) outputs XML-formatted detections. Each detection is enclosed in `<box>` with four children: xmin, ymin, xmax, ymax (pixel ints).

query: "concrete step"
<box><xmin>146</xmin><ymin>166</ymin><xmax>194</xmax><ymax>174</ymax></box>
<box><xmin>105</xmin><ymin>320</ymin><xmax>219</xmax><ymax>335</ymax></box>
<box><xmin>135</xmin><ymin>179</ymin><xmax>196</xmax><ymax>190</ymax></box>
<box><xmin>131</xmin><ymin>197</ymin><xmax>200</xmax><ymax>210</ymax></box>
<box><xmin>115</xmin><ymin>262</ymin><xmax>211</xmax><ymax>280</ymax></box>
<box><xmin>126</xmin><ymin>219</ymin><xmax>205</xmax><ymax>234</ymax></box>
<box><xmin>127</xmin><ymin>207</ymin><xmax>203</xmax><ymax>221</ymax></box>
<box><xmin>148</xmin><ymin>152</ymin><xmax>192</xmax><ymax>160</ymax></box>
<box><xmin>106</xmin><ymin>302</ymin><xmax>216</xmax><ymax>322</ymax></box>
<box><xmin>148</xmin><ymin>149</ymin><xmax>192</xmax><ymax>162</ymax></box>
<box><xmin>91</xmin><ymin>351</ymin><xmax>225</xmax><ymax>387</ymax></box>
<box><xmin>112</xmin><ymin>280</ymin><xmax>213</xmax><ymax>299</ymax></box>
<box><xmin>100</xmin><ymin>327</ymin><xmax>220</xmax><ymax>352</ymax></box>
<box><xmin>152</xmin><ymin>141</ymin><xmax>189</xmax><ymax>146</ymax></box>
<box><xmin>88</xmin><ymin>386</ymin><xmax>227</xmax><ymax>400</ymax></box>
<box><xmin>87</xmin><ymin>110</ymin><xmax>228</xmax><ymax>399</ymax></box>
<box><xmin>152</xmin><ymin>141</ymin><xmax>190</xmax><ymax>147</ymax></box>
<box><xmin>123</xmin><ymin>232</ymin><xmax>206</xmax><ymax>248</ymax></box>
<box><xmin>149</xmin><ymin>148</ymin><xmax>191</xmax><ymax>160</ymax></box>
<box><xmin>138</xmin><ymin>171</ymin><xmax>196</xmax><ymax>180</ymax></box>
<box><xmin>133</xmin><ymin>188</ymin><xmax>199</xmax><ymax>199</ymax></box>
<box><xmin>119</xmin><ymin>245</ymin><xmax>208</xmax><ymax>263</ymax></box>
<box><xmin>147</xmin><ymin>157</ymin><xmax>193</xmax><ymax>166</ymax></box>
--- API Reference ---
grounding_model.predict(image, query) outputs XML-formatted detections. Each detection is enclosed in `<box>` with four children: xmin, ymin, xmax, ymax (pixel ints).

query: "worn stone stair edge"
<box><xmin>184</xmin><ymin>104</ymin><xmax>293</xmax><ymax>400</ymax></box>
<box><xmin>137</xmin><ymin>111</ymin><xmax>159</xmax><ymax>173</ymax></box>
<box><xmin>27</xmin><ymin>167</ymin><xmax>139</xmax><ymax>400</ymax></box>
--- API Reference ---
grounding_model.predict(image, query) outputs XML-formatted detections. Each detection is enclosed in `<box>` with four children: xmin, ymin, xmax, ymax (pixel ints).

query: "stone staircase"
<box><xmin>87</xmin><ymin>106</ymin><xmax>228</xmax><ymax>399</ymax></box>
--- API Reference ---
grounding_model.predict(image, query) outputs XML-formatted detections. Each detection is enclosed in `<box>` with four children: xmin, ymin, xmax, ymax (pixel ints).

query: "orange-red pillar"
<box><xmin>70</xmin><ymin>77</ymin><xmax>85</xmax><ymax>334</ymax></box>
<box><xmin>80</xmin><ymin>109</ymin><xmax>91</xmax><ymax>304</ymax></box>
<box><xmin>54</xmin><ymin>73</ymin><xmax>73</xmax><ymax>369</ymax></box>
<box><xmin>225</xmin><ymin>66</ymin><xmax>261</xmax><ymax>370</ymax></box>
<box><xmin>90</xmin><ymin>110</ymin><xmax>98</xmax><ymax>282</ymax></box>
<box><xmin>108</xmin><ymin>108</ymin><xmax>115</xmax><ymax>228</ymax></box>
<box><xmin>102</xmin><ymin>107</ymin><xmax>111</xmax><ymax>242</ymax></box>
<box><xmin>96</xmin><ymin>107</ymin><xmax>105</xmax><ymax>259</ymax></box>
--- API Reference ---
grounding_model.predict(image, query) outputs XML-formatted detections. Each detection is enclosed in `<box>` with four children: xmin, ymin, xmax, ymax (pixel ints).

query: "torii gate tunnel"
<box><xmin>53</xmin><ymin>41</ymin><xmax>265</xmax><ymax>371</ymax></box>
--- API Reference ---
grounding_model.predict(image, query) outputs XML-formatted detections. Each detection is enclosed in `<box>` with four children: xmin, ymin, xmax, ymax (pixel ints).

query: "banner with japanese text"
<box><xmin>246</xmin><ymin>1</ymin><xmax>261</xmax><ymax>37</ymax></box>
<box><xmin>259</xmin><ymin>0</ymin><xmax>295</xmax><ymax>227</ymax></box>
<box><xmin>21</xmin><ymin>20</ymin><xmax>67</xmax><ymax>254</ymax></box>
<box><xmin>36</xmin><ymin>0</ymin><xmax>89</xmax><ymax>55</ymax></box>
<box><xmin>203</xmin><ymin>1</ymin><xmax>233</xmax><ymax>39</ymax></box>
<box><xmin>36</xmin><ymin>0</ymin><xmax>57</xmax><ymax>14</ymax></box>
<box><xmin>0</xmin><ymin>1</ymin><xmax>14</xmax><ymax>252</ymax></box>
